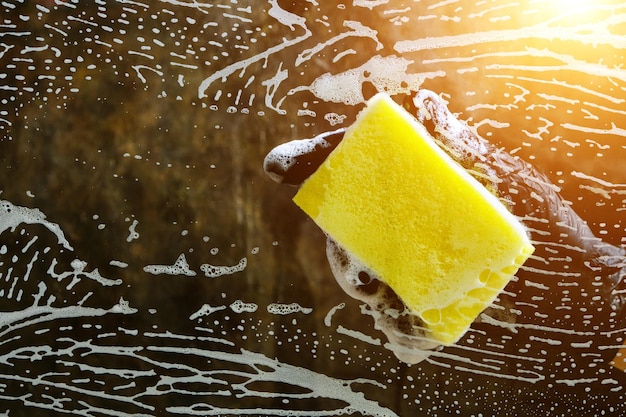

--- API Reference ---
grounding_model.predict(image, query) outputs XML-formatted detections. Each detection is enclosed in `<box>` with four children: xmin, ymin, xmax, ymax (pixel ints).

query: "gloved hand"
<box><xmin>264</xmin><ymin>89</ymin><xmax>626</xmax><ymax>366</ymax></box>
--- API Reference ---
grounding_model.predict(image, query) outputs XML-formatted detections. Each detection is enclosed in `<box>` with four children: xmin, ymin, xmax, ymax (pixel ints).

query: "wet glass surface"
<box><xmin>1</xmin><ymin>0</ymin><xmax>625</xmax><ymax>415</ymax></box>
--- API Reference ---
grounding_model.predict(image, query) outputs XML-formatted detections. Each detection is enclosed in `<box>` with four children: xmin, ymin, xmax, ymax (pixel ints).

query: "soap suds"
<box><xmin>326</xmin><ymin>238</ymin><xmax>441</xmax><ymax>364</ymax></box>
<box><xmin>201</xmin><ymin>257</ymin><xmax>247</xmax><ymax>278</ymax></box>
<box><xmin>144</xmin><ymin>253</ymin><xmax>197</xmax><ymax>276</ymax></box>
<box><xmin>267</xmin><ymin>302</ymin><xmax>313</xmax><ymax>315</ymax></box>
<box><xmin>0</xmin><ymin>200</ymin><xmax>73</xmax><ymax>251</ymax></box>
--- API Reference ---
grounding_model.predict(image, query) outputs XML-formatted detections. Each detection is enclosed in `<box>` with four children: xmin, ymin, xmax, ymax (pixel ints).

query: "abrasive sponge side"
<box><xmin>293</xmin><ymin>93</ymin><xmax>534</xmax><ymax>345</ymax></box>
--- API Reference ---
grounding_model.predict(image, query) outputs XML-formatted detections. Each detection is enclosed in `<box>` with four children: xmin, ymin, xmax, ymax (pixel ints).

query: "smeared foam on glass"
<box><xmin>143</xmin><ymin>253</ymin><xmax>197</xmax><ymax>276</ymax></box>
<box><xmin>230</xmin><ymin>299</ymin><xmax>258</xmax><ymax>313</ymax></box>
<box><xmin>201</xmin><ymin>257</ymin><xmax>248</xmax><ymax>278</ymax></box>
<box><xmin>267</xmin><ymin>302</ymin><xmax>313</xmax><ymax>315</ymax></box>
<box><xmin>294</xmin><ymin>55</ymin><xmax>442</xmax><ymax>105</ymax></box>
<box><xmin>0</xmin><ymin>199</ymin><xmax>74</xmax><ymax>251</ymax></box>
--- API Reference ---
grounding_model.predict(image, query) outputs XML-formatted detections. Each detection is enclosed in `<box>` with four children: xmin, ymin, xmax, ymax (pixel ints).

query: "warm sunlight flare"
<box><xmin>537</xmin><ymin>0</ymin><xmax>615</xmax><ymax>23</ymax></box>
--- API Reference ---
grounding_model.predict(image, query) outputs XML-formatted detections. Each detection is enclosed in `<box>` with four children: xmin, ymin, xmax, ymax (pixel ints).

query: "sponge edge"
<box><xmin>293</xmin><ymin>93</ymin><xmax>535</xmax><ymax>345</ymax></box>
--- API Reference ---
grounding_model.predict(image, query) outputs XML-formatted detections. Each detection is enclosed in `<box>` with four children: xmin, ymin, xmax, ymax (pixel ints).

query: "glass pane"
<box><xmin>1</xmin><ymin>0</ymin><xmax>625</xmax><ymax>415</ymax></box>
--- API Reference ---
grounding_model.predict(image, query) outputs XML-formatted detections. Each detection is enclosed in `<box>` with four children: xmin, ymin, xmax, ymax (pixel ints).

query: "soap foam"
<box><xmin>267</xmin><ymin>302</ymin><xmax>313</xmax><ymax>315</ymax></box>
<box><xmin>326</xmin><ymin>238</ymin><xmax>441</xmax><ymax>364</ymax></box>
<box><xmin>408</xmin><ymin>90</ymin><xmax>500</xmax><ymax>193</ymax></box>
<box><xmin>305</xmin><ymin>55</ymin><xmax>439</xmax><ymax>105</ymax></box>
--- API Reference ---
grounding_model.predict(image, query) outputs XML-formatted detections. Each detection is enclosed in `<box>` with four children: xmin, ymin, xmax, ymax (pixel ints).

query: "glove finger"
<box><xmin>263</xmin><ymin>128</ymin><xmax>345</xmax><ymax>185</ymax></box>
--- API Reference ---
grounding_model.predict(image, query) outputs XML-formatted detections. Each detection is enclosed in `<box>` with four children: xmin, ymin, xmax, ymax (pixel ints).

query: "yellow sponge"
<box><xmin>293</xmin><ymin>93</ymin><xmax>534</xmax><ymax>345</ymax></box>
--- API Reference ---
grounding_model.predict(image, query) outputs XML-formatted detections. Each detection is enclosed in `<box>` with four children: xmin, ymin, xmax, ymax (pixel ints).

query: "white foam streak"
<box><xmin>295</xmin><ymin>20</ymin><xmax>382</xmax><ymax>67</ymax></box>
<box><xmin>143</xmin><ymin>253</ymin><xmax>197</xmax><ymax>276</ymax></box>
<box><xmin>200</xmin><ymin>257</ymin><xmax>247</xmax><ymax>278</ymax></box>
<box><xmin>0</xmin><ymin>288</ymin><xmax>136</xmax><ymax>346</ymax></box>
<box><xmin>267</xmin><ymin>302</ymin><xmax>312</xmax><ymax>315</ymax></box>
<box><xmin>295</xmin><ymin>55</ymin><xmax>443</xmax><ymax>105</ymax></box>
<box><xmin>153</xmin><ymin>346</ymin><xmax>398</xmax><ymax>417</ymax></box>
<box><xmin>198</xmin><ymin>0</ymin><xmax>311</xmax><ymax>99</ymax></box>
<box><xmin>0</xmin><ymin>200</ymin><xmax>73</xmax><ymax>251</ymax></box>
<box><xmin>562</xmin><ymin>122</ymin><xmax>626</xmax><ymax>136</ymax></box>
<box><xmin>395</xmin><ymin>23</ymin><xmax>626</xmax><ymax>53</ymax></box>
